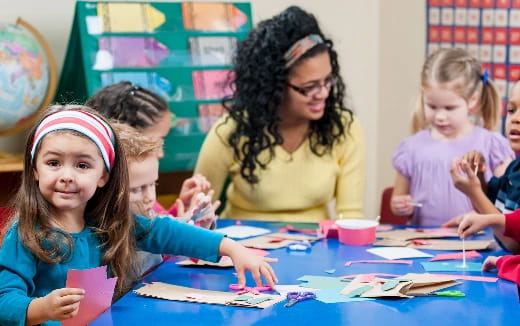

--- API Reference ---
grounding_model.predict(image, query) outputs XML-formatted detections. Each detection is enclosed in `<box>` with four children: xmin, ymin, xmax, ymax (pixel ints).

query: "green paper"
<box><xmin>315</xmin><ymin>288</ymin><xmax>374</xmax><ymax>303</ymax></box>
<box><xmin>324</xmin><ymin>269</ymin><xmax>336</xmax><ymax>274</ymax></box>
<box><xmin>298</xmin><ymin>275</ymin><xmax>350</xmax><ymax>289</ymax></box>
<box><xmin>434</xmin><ymin>290</ymin><xmax>465</xmax><ymax>297</ymax></box>
<box><xmin>421</xmin><ymin>262</ymin><xmax>483</xmax><ymax>272</ymax></box>
<box><xmin>247</xmin><ymin>297</ymin><xmax>272</xmax><ymax>304</ymax></box>
<box><xmin>233</xmin><ymin>294</ymin><xmax>253</xmax><ymax>301</ymax></box>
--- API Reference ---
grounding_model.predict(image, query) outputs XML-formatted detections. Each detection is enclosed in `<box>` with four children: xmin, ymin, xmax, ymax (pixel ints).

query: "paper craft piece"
<box><xmin>63</xmin><ymin>266</ymin><xmax>117</xmax><ymax>326</ymax></box>
<box><xmin>97</xmin><ymin>3</ymin><xmax>165</xmax><ymax>33</ymax></box>
<box><xmin>340</xmin><ymin>275</ymin><xmax>413</xmax><ymax>299</ymax></box>
<box><xmin>344</xmin><ymin>260</ymin><xmax>413</xmax><ymax>267</ymax></box>
<box><xmin>215</xmin><ymin>225</ymin><xmax>271</xmax><ymax>239</ymax></box>
<box><xmin>297</xmin><ymin>275</ymin><xmax>351</xmax><ymax>289</ymax></box>
<box><xmin>431</xmin><ymin>274</ymin><xmax>498</xmax><ymax>283</ymax></box>
<box><xmin>182</xmin><ymin>3</ymin><xmax>248</xmax><ymax>32</ymax></box>
<box><xmin>429</xmin><ymin>250</ymin><xmax>482</xmax><ymax>261</ymax></box>
<box><xmin>134</xmin><ymin>282</ymin><xmax>283</xmax><ymax>309</ymax></box>
<box><xmin>377</xmin><ymin>229</ymin><xmax>458</xmax><ymax>241</ymax></box>
<box><xmin>376</xmin><ymin>225</ymin><xmax>394</xmax><ymax>232</ymax></box>
<box><xmin>341</xmin><ymin>273</ymin><xmax>401</xmax><ymax>279</ymax></box>
<box><xmin>415</xmin><ymin>227</ymin><xmax>459</xmax><ymax>237</ymax></box>
<box><xmin>324</xmin><ymin>269</ymin><xmax>336</xmax><ymax>274</ymax></box>
<box><xmin>238</xmin><ymin>233</ymin><xmax>319</xmax><ymax>249</ymax></box>
<box><xmin>339</xmin><ymin>274</ymin><xmax>460</xmax><ymax>299</ymax></box>
<box><xmin>374</xmin><ymin>239</ymin><xmax>493</xmax><ymax>251</ymax></box>
<box><xmin>367</xmin><ymin>247</ymin><xmax>433</xmax><ymax>260</ymax></box>
<box><xmin>315</xmin><ymin>288</ymin><xmax>374</xmax><ymax>303</ymax></box>
<box><xmin>398</xmin><ymin>273</ymin><xmax>461</xmax><ymax>296</ymax></box>
<box><xmin>279</xmin><ymin>224</ymin><xmax>318</xmax><ymax>235</ymax></box>
<box><xmin>178</xmin><ymin>248</ymin><xmax>269</xmax><ymax>267</ymax></box>
<box><xmin>421</xmin><ymin>262</ymin><xmax>483</xmax><ymax>272</ymax></box>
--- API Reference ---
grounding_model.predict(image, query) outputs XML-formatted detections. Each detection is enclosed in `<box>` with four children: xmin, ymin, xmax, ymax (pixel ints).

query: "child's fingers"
<box><xmin>235</xmin><ymin>267</ymin><xmax>246</xmax><ymax>287</ymax></box>
<box><xmin>250</xmin><ymin>268</ymin><xmax>263</xmax><ymax>287</ymax></box>
<box><xmin>260</xmin><ymin>265</ymin><xmax>276</xmax><ymax>287</ymax></box>
<box><xmin>263</xmin><ymin>257</ymin><xmax>278</xmax><ymax>263</ymax></box>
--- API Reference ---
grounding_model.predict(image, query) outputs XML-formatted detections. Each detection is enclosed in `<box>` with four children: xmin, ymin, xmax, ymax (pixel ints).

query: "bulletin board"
<box><xmin>426</xmin><ymin>0</ymin><xmax>520</xmax><ymax>122</ymax></box>
<box><xmin>55</xmin><ymin>1</ymin><xmax>252</xmax><ymax>172</ymax></box>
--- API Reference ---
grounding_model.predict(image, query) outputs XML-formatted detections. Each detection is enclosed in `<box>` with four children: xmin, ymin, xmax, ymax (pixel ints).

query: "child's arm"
<box><xmin>26</xmin><ymin>288</ymin><xmax>84</xmax><ymax>325</ymax></box>
<box><xmin>390</xmin><ymin>172</ymin><xmax>414</xmax><ymax>217</ymax></box>
<box><xmin>218</xmin><ymin>237</ymin><xmax>278</xmax><ymax>287</ymax></box>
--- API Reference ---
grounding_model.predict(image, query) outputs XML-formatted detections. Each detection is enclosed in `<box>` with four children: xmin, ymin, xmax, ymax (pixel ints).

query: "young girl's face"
<box><xmin>33</xmin><ymin>132</ymin><xmax>109</xmax><ymax>215</ymax></box>
<box><xmin>423</xmin><ymin>85</ymin><xmax>476</xmax><ymax>140</ymax></box>
<box><xmin>142</xmin><ymin>111</ymin><xmax>172</xmax><ymax>158</ymax></box>
<box><xmin>506</xmin><ymin>81</ymin><xmax>520</xmax><ymax>153</ymax></box>
<box><xmin>128</xmin><ymin>156</ymin><xmax>159</xmax><ymax>216</ymax></box>
<box><xmin>280</xmin><ymin>51</ymin><xmax>333</xmax><ymax>125</ymax></box>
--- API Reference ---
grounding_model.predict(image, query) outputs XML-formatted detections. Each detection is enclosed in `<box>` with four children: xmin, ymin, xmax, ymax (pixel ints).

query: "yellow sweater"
<box><xmin>194</xmin><ymin>114</ymin><xmax>366</xmax><ymax>222</ymax></box>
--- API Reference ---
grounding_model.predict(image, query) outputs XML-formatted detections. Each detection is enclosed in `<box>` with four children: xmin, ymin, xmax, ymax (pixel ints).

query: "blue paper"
<box><xmin>421</xmin><ymin>261</ymin><xmax>483</xmax><ymax>272</ymax></box>
<box><xmin>315</xmin><ymin>288</ymin><xmax>374</xmax><ymax>304</ymax></box>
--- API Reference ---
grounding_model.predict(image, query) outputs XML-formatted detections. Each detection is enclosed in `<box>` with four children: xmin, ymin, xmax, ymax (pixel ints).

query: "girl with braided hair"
<box><xmin>194</xmin><ymin>6</ymin><xmax>367</xmax><ymax>222</ymax></box>
<box><xmin>86</xmin><ymin>81</ymin><xmax>214</xmax><ymax>219</ymax></box>
<box><xmin>391</xmin><ymin>48</ymin><xmax>514</xmax><ymax>226</ymax></box>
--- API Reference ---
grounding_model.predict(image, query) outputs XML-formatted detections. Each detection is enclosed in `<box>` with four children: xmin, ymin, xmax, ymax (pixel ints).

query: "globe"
<box><xmin>0</xmin><ymin>18</ymin><xmax>57</xmax><ymax>136</ymax></box>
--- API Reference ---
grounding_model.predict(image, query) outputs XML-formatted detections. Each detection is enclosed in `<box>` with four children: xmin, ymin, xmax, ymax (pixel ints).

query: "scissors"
<box><xmin>284</xmin><ymin>291</ymin><xmax>316</xmax><ymax>307</ymax></box>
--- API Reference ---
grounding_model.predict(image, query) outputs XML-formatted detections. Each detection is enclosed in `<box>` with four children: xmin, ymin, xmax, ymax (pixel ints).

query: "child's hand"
<box><xmin>35</xmin><ymin>288</ymin><xmax>84</xmax><ymax>322</ymax></box>
<box><xmin>390</xmin><ymin>195</ymin><xmax>414</xmax><ymax>216</ymax></box>
<box><xmin>178</xmin><ymin>174</ymin><xmax>211</xmax><ymax>208</ymax></box>
<box><xmin>450</xmin><ymin>158</ymin><xmax>483</xmax><ymax>196</ymax></box>
<box><xmin>461</xmin><ymin>150</ymin><xmax>486</xmax><ymax>175</ymax></box>
<box><xmin>219</xmin><ymin>238</ymin><xmax>278</xmax><ymax>288</ymax></box>
<box><xmin>482</xmin><ymin>256</ymin><xmax>500</xmax><ymax>271</ymax></box>
<box><xmin>441</xmin><ymin>213</ymin><xmax>464</xmax><ymax>228</ymax></box>
<box><xmin>458</xmin><ymin>213</ymin><xmax>505</xmax><ymax>238</ymax></box>
<box><xmin>177</xmin><ymin>191</ymin><xmax>220</xmax><ymax>229</ymax></box>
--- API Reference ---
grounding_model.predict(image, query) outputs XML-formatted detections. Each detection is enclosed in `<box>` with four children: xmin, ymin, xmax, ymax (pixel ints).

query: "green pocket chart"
<box><xmin>55</xmin><ymin>1</ymin><xmax>252</xmax><ymax>172</ymax></box>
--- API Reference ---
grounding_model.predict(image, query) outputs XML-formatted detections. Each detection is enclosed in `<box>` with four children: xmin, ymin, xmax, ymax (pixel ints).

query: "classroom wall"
<box><xmin>0</xmin><ymin>0</ymin><xmax>427</xmax><ymax>220</ymax></box>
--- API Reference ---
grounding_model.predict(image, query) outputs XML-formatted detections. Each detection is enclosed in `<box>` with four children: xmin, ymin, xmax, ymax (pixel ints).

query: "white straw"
<box><xmin>461</xmin><ymin>238</ymin><xmax>467</xmax><ymax>268</ymax></box>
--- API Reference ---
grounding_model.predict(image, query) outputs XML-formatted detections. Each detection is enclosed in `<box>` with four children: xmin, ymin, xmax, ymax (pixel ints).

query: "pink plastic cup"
<box><xmin>335</xmin><ymin>219</ymin><xmax>379</xmax><ymax>246</ymax></box>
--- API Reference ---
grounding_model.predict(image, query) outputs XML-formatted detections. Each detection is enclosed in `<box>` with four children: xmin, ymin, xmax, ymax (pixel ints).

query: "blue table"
<box><xmin>91</xmin><ymin>220</ymin><xmax>520</xmax><ymax>326</ymax></box>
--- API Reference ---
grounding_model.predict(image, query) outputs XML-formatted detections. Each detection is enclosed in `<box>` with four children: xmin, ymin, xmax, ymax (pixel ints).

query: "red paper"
<box><xmin>344</xmin><ymin>260</ymin><xmax>413</xmax><ymax>267</ymax></box>
<box><xmin>63</xmin><ymin>266</ymin><xmax>117</xmax><ymax>326</ymax></box>
<box><xmin>429</xmin><ymin>250</ymin><xmax>482</xmax><ymax>261</ymax></box>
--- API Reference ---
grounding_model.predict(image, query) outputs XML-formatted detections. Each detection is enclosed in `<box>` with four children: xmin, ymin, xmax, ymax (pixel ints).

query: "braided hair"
<box><xmin>86</xmin><ymin>81</ymin><xmax>169</xmax><ymax>130</ymax></box>
<box><xmin>222</xmin><ymin>6</ymin><xmax>353</xmax><ymax>184</ymax></box>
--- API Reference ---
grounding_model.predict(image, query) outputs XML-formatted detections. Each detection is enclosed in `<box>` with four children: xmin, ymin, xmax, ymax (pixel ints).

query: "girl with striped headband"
<box><xmin>0</xmin><ymin>105</ymin><xmax>277</xmax><ymax>325</ymax></box>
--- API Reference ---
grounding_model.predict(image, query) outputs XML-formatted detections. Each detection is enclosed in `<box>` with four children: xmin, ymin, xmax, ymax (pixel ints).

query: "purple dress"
<box><xmin>392</xmin><ymin>126</ymin><xmax>514</xmax><ymax>226</ymax></box>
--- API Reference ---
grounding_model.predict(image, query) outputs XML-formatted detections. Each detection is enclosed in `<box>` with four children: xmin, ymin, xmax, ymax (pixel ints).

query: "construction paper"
<box><xmin>238</xmin><ymin>233</ymin><xmax>319</xmax><ymax>249</ymax></box>
<box><xmin>344</xmin><ymin>260</ymin><xmax>413</xmax><ymax>267</ymax></box>
<box><xmin>374</xmin><ymin>239</ymin><xmax>493</xmax><ymax>251</ymax></box>
<box><xmin>63</xmin><ymin>266</ymin><xmax>117</xmax><ymax>326</ymax></box>
<box><xmin>398</xmin><ymin>273</ymin><xmax>461</xmax><ymax>296</ymax></box>
<box><xmin>429</xmin><ymin>250</ymin><xmax>482</xmax><ymax>261</ymax></box>
<box><xmin>421</xmin><ymin>262</ymin><xmax>483</xmax><ymax>272</ymax></box>
<box><xmin>377</xmin><ymin>229</ymin><xmax>458</xmax><ymax>241</ymax></box>
<box><xmin>279</xmin><ymin>224</ymin><xmax>317</xmax><ymax>235</ymax></box>
<box><xmin>315</xmin><ymin>288</ymin><xmax>374</xmax><ymax>303</ymax></box>
<box><xmin>134</xmin><ymin>282</ymin><xmax>283</xmax><ymax>309</ymax></box>
<box><xmin>297</xmin><ymin>275</ymin><xmax>351</xmax><ymax>289</ymax></box>
<box><xmin>430</xmin><ymin>274</ymin><xmax>498</xmax><ymax>282</ymax></box>
<box><xmin>341</xmin><ymin>273</ymin><xmax>401</xmax><ymax>279</ymax></box>
<box><xmin>367</xmin><ymin>247</ymin><xmax>433</xmax><ymax>260</ymax></box>
<box><xmin>344</xmin><ymin>285</ymin><xmax>374</xmax><ymax>297</ymax></box>
<box><xmin>340</xmin><ymin>276</ymin><xmax>412</xmax><ymax>299</ymax></box>
<box><xmin>214</xmin><ymin>225</ymin><xmax>271</xmax><ymax>239</ymax></box>
<box><xmin>324</xmin><ymin>269</ymin><xmax>336</xmax><ymax>274</ymax></box>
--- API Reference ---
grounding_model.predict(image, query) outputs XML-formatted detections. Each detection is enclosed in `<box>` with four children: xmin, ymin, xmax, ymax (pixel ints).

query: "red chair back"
<box><xmin>379</xmin><ymin>187</ymin><xmax>408</xmax><ymax>225</ymax></box>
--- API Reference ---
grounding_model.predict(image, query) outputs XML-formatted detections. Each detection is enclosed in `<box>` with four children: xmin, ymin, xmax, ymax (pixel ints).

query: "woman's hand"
<box><xmin>219</xmin><ymin>238</ymin><xmax>278</xmax><ymax>287</ymax></box>
<box><xmin>482</xmin><ymin>256</ymin><xmax>500</xmax><ymax>271</ymax></box>
<box><xmin>390</xmin><ymin>195</ymin><xmax>414</xmax><ymax>216</ymax></box>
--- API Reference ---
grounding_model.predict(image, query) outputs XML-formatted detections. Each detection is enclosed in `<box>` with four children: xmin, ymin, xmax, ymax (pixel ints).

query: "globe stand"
<box><xmin>0</xmin><ymin>152</ymin><xmax>23</xmax><ymax>172</ymax></box>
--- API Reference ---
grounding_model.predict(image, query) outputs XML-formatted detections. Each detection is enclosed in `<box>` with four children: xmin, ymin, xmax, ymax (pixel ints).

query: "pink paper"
<box><xmin>247</xmin><ymin>248</ymin><xmax>270</xmax><ymax>257</ymax></box>
<box><xmin>429</xmin><ymin>250</ymin><xmax>482</xmax><ymax>261</ymax></box>
<box><xmin>408</xmin><ymin>227</ymin><xmax>459</xmax><ymax>237</ymax></box>
<box><xmin>359</xmin><ymin>274</ymin><xmax>376</xmax><ymax>283</ymax></box>
<box><xmin>341</xmin><ymin>273</ymin><xmax>401</xmax><ymax>279</ymax></box>
<box><xmin>344</xmin><ymin>260</ymin><xmax>413</xmax><ymax>267</ymax></box>
<box><xmin>63</xmin><ymin>266</ymin><xmax>117</xmax><ymax>326</ymax></box>
<box><xmin>431</xmin><ymin>274</ymin><xmax>498</xmax><ymax>282</ymax></box>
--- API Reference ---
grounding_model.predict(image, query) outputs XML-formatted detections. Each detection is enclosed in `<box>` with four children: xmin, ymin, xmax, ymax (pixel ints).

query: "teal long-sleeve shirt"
<box><xmin>0</xmin><ymin>215</ymin><xmax>225</xmax><ymax>326</ymax></box>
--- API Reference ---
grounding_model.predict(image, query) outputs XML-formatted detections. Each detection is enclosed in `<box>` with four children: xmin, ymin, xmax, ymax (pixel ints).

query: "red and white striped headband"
<box><xmin>31</xmin><ymin>110</ymin><xmax>115</xmax><ymax>171</ymax></box>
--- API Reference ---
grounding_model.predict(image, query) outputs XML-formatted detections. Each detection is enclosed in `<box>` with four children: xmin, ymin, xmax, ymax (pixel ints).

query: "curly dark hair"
<box><xmin>222</xmin><ymin>6</ymin><xmax>353</xmax><ymax>184</ymax></box>
<box><xmin>86</xmin><ymin>81</ymin><xmax>169</xmax><ymax>130</ymax></box>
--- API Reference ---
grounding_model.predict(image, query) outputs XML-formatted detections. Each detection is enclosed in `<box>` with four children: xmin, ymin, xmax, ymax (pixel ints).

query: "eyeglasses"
<box><xmin>287</xmin><ymin>76</ymin><xmax>337</xmax><ymax>97</ymax></box>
